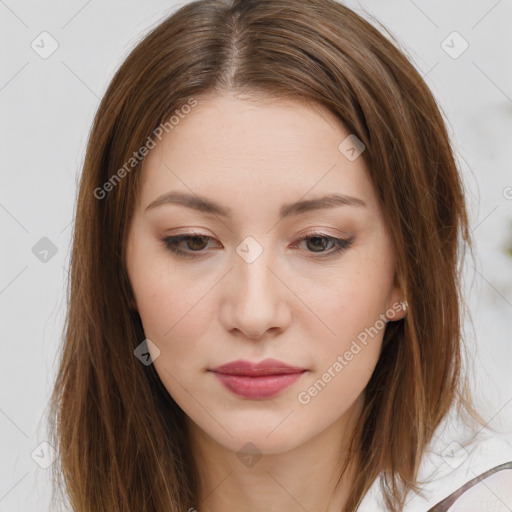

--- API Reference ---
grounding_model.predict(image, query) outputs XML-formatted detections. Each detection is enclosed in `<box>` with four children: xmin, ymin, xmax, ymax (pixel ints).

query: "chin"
<box><xmin>207</xmin><ymin>421</ymin><xmax>310</xmax><ymax>456</ymax></box>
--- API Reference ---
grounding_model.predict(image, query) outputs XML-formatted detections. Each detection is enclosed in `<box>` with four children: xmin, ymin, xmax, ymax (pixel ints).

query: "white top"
<box><xmin>356</xmin><ymin>413</ymin><xmax>512</xmax><ymax>511</ymax></box>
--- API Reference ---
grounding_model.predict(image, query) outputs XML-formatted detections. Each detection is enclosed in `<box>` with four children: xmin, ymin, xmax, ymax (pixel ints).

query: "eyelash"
<box><xmin>160</xmin><ymin>231</ymin><xmax>354</xmax><ymax>259</ymax></box>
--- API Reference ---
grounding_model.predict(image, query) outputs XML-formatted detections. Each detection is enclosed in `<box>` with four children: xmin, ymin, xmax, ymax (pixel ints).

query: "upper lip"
<box><xmin>209</xmin><ymin>358</ymin><xmax>307</xmax><ymax>376</ymax></box>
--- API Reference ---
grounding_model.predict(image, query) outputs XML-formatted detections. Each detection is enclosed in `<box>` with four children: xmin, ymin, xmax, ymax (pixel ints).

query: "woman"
<box><xmin>47</xmin><ymin>0</ymin><xmax>512</xmax><ymax>510</ymax></box>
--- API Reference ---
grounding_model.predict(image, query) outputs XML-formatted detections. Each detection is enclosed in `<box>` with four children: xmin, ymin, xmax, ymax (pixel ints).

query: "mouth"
<box><xmin>208</xmin><ymin>358</ymin><xmax>308</xmax><ymax>399</ymax></box>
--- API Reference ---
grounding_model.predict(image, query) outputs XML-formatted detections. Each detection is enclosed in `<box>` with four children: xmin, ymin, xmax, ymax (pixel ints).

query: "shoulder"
<box><xmin>428</xmin><ymin>461</ymin><xmax>512</xmax><ymax>511</ymax></box>
<box><xmin>355</xmin><ymin>430</ymin><xmax>512</xmax><ymax>512</ymax></box>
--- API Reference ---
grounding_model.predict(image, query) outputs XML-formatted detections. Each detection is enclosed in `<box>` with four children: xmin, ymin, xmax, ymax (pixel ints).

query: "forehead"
<box><xmin>138</xmin><ymin>93</ymin><xmax>378</xmax><ymax>213</ymax></box>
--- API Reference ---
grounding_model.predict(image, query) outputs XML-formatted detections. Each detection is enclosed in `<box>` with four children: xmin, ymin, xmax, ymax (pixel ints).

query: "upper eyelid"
<box><xmin>163</xmin><ymin>228</ymin><xmax>349</xmax><ymax>238</ymax></box>
<box><xmin>164</xmin><ymin>231</ymin><xmax>347</xmax><ymax>244</ymax></box>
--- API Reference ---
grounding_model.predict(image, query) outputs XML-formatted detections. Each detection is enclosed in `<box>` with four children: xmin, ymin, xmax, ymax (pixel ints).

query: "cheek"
<box><xmin>306</xmin><ymin>256</ymin><xmax>393</xmax><ymax>351</ymax></box>
<box><xmin>306</xmin><ymin>292</ymin><xmax>385</xmax><ymax>392</ymax></box>
<box><xmin>298</xmin><ymin>242</ymin><xmax>394</xmax><ymax>405</ymax></box>
<box><xmin>131</xmin><ymin>265</ymin><xmax>214</xmax><ymax>405</ymax></box>
<box><xmin>134</xmin><ymin>271</ymin><xmax>209</xmax><ymax>346</ymax></box>
<box><xmin>296</xmin><ymin>273</ymin><xmax>387</xmax><ymax>416</ymax></box>
<box><xmin>128</xmin><ymin>242</ymin><xmax>197</xmax><ymax>342</ymax></box>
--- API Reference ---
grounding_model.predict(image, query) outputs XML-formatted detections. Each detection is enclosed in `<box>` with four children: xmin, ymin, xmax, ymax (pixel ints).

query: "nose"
<box><xmin>219</xmin><ymin>244</ymin><xmax>292</xmax><ymax>341</ymax></box>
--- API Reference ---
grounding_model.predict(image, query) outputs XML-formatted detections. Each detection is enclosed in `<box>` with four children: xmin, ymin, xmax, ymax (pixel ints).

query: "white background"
<box><xmin>1</xmin><ymin>0</ymin><xmax>511</xmax><ymax>510</ymax></box>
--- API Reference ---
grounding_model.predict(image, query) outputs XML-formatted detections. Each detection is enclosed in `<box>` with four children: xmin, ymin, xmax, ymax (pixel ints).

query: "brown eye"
<box><xmin>161</xmin><ymin>234</ymin><xmax>217</xmax><ymax>258</ymax></box>
<box><xmin>293</xmin><ymin>232</ymin><xmax>354</xmax><ymax>256</ymax></box>
<box><xmin>184</xmin><ymin>236</ymin><xmax>209</xmax><ymax>251</ymax></box>
<box><xmin>304</xmin><ymin>236</ymin><xmax>331</xmax><ymax>252</ymax></box>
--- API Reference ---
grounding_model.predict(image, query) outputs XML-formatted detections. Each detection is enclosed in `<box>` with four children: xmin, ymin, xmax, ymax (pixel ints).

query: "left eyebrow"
<box><xmin>144</xmin><ymin>191</ymin><xmax>367</xmax><ymax>219</ymax></box>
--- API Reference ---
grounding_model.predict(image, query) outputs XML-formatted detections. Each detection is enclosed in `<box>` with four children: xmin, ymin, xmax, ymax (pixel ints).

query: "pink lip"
<box><xmin>209</xmin><ymin>358</ymin><xmax>307</xmax><ymax>399</ymax></box>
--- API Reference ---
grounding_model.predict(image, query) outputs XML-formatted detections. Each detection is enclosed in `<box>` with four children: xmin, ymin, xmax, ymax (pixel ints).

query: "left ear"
<box><xmin>385</xmin><ymin>276</ymin><xmax>407</xmax><ymax>322</ymax></box>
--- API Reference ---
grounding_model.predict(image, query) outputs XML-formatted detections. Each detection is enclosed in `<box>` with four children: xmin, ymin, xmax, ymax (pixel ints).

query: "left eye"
<box><xmin>160</xmin><ymin>232</ymin><xmax>353</xmax><ymax>259</ymax></box>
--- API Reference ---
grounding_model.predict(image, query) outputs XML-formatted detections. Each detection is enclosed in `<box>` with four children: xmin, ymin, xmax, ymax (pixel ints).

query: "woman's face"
<box><xmin>126</xmin><ymin>92</ymin><xmax>406</xmax><ymax>455</ymax></box>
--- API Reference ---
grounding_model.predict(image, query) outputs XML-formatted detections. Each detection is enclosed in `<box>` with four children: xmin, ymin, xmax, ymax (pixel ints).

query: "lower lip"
<box><xmin>211</xmin><ymin>371</ymin><xmax>306</xmax><ymax>399</ymax></box>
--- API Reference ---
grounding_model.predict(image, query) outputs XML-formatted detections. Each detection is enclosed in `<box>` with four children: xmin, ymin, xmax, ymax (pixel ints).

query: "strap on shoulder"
<box><xmin>427</xmin><ymin>460</ymin><xmax>512</xmax><ymax>511</ymax></box>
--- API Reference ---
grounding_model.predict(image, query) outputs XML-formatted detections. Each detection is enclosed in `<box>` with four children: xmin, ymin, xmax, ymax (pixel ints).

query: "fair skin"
<box><xmin>126</xmin><ymin>92</ymin><xmax>406</xmax><ymax>512</ymax></box>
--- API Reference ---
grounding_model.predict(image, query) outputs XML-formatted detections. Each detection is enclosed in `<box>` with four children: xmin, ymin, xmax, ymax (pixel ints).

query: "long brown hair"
<box><xmin>47</xmin><ymin>0</ymin><xmax>483</xmax><ymax>510</ymax></box>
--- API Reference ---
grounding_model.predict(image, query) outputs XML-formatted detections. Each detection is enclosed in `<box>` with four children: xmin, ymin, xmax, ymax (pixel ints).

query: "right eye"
<box><xmin>160</xmin><ymin>234</ymin><xmax>219</xmax><ymax>258</ymax></box>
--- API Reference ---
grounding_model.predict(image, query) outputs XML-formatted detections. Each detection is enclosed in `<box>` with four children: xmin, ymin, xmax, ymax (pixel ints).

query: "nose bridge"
<box><xmin>235</xmin><ymin>236</ymin><xmax>280</xmax><ymax>306</ymax></box>
<box><xmin>223</xmin><ymin>234</ymin><xmax>289</xmax><ymax>338</ymax></box>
